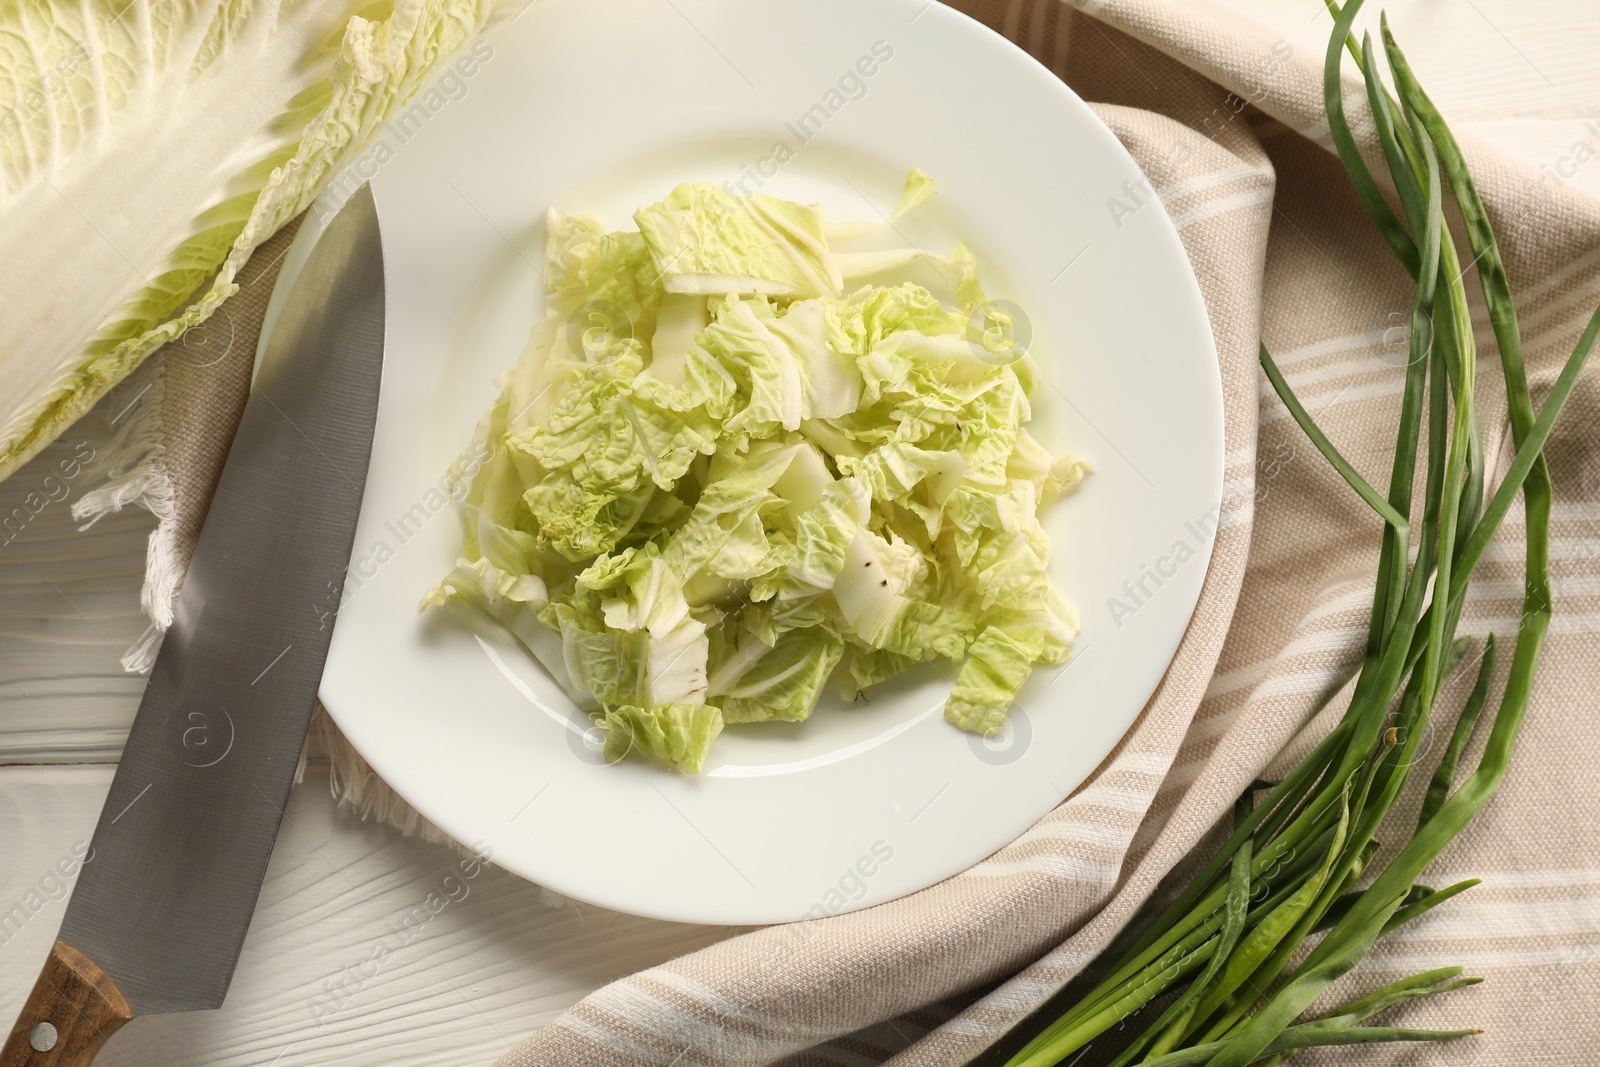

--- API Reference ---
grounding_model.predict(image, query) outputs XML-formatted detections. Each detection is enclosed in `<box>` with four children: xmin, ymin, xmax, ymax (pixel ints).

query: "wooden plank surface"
<box><xmin>2</xmin><ymin>2</ymin><xmax>1597</xmax><ymax>1063</ymax></box>
<box><xmin>0</xmin><ymin>417</ymin><xmax>152</xmax><ymax>765</ymax></box>
<box><xmin>0</xmin><ymin>763</ymin><xmax>734</xmax><ymax>1066</ymax></box>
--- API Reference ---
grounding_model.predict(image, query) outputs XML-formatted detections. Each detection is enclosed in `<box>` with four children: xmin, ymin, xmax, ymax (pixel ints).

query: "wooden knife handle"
<box><xmin>1</xmin><ymin>942</ymin><xmax>131</xmax><ymax>1066</ymax></box>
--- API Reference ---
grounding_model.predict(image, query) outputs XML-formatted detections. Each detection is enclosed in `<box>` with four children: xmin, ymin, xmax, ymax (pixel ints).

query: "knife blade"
<box><xmin>3</xmin><ymin>185</ymin><xmax>385</xmax><ymax>1066</ymax></box>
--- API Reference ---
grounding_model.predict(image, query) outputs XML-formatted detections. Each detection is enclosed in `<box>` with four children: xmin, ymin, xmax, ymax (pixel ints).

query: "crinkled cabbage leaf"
<box><xmin>426</xmin><ymin>170</ymin><xmax>1088</xmax><ymax>772</ymax></box>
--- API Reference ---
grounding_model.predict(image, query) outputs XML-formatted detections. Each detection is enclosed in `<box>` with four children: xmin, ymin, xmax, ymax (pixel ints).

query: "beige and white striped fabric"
<box><xmin>114</xmin><ymin>0</ymin><xmax>1600</xmax><ymax>1063</ymax></box>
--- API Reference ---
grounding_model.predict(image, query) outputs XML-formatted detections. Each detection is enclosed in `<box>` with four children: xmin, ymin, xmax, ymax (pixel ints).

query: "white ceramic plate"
<box><xmin>279</xmin><ymin>0</ymin><xmax>1222</xmax><ymax>924</ymax></box>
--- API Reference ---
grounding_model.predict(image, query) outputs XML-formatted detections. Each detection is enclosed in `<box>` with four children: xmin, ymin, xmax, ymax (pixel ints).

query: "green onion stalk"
<box><xmin>990</xmin><ymin>4</ymin><xmax>1600</xmax><ymax>1065</ymax></box>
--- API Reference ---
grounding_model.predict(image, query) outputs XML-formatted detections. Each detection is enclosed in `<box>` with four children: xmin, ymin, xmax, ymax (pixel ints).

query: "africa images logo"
<box><xmin>1106</xmin><ymin>503</ymin><xmax>1221</xmax><ymax>629</ymax></box>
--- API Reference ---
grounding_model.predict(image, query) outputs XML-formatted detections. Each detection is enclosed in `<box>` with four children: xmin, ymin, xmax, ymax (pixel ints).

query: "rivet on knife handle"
<box><xmin>1</xmin><ymin>942</ymin><xmax>132</xmax><ymax>1066</ymax></box>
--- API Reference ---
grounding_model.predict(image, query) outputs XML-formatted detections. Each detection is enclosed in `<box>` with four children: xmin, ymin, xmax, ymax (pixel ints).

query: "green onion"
<box><xmin>988</xmin><ymin>5</ymin><xmax>1595</xmax><ymax>1065</ymax></box>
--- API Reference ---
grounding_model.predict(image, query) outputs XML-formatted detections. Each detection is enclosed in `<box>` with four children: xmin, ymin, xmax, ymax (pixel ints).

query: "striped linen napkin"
<box><xmin>78</xmin><ymin>0</ymin><xmax>1599</xmax><ymax>1063</ymax></box>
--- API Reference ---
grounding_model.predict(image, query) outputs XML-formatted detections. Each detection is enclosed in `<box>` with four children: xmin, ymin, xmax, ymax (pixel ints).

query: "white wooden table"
<box><xmin>3</xmin><ymin>3</ymin><xmax>1596</xmax><ymax>1063</ymax></box>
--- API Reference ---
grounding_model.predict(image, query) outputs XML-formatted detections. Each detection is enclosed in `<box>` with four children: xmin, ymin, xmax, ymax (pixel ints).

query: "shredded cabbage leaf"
<box><xmin>425</xmin><ymin>170</ymin><xmax>1087</xmax><ymax>772</ymax></box>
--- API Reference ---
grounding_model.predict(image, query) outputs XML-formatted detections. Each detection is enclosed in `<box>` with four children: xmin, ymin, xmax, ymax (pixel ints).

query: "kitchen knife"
<box><xmin>2</xmin><ymin>184</ymin><xmax>385</xmax><ymax>1066</ymax></box>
